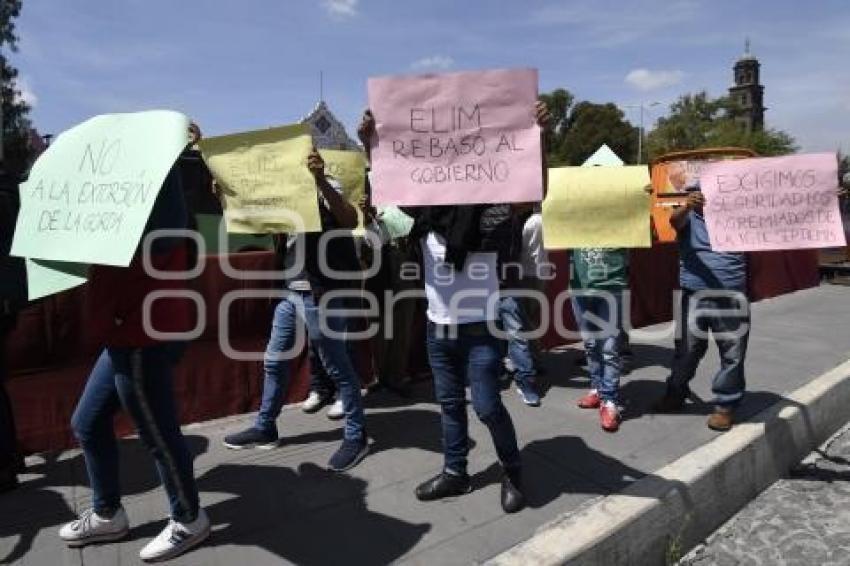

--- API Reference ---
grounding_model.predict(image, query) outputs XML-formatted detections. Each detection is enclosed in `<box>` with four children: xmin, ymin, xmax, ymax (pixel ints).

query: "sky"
<box><xmin>10</xmin><ymin>0</ymin><xmax>850</xmax><ymax>154</ymax></box>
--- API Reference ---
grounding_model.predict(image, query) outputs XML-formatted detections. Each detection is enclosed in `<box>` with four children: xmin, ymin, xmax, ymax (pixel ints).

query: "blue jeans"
<box><xmin>71</xmin><ymin>343</ymin><xmax>199</xmax><ymax>522</ymax></box>
<box><xmin>667</xmin><ymin>289</ymin><xmax>750</xmax><ymax>407</ymax></box>
<box><xmin>426</xmin><ymin>322</ymin><xmax>521</xmax><ymax>475</ymax></box>
<box><xmin>498</xmin><ymin>295</ymin><xmax>537</xmax><ymax>388</ymax></box>
<box><xmin>308</xmin><ymin>341</ymin><xmax>336</xmax><ymax>399</ymax></box>
<box><xmin>571</xmin><ymin>290</ymin><xmax>624</xmax><ymax>404</ymax></box>
<box><xmin>256</xmin><ymin>292</ymin><xmax>365</xmax><ymax>440</ymax></box>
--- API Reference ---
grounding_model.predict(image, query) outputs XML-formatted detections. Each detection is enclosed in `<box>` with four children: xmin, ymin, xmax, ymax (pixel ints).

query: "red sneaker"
<box><xmin>577</xmin><ymin>390</ymin><xmax>601</xmax><ymax>409</ymax></box>
<box><xmin>599</xmin><ymin>402</ymin><xmax>621</xmax><ymax>433</ymax></box>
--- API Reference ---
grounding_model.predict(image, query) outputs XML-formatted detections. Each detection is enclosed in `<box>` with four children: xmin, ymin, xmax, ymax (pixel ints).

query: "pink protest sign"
<box><xmin>701</xmin><ymin>153</ymin><xmax>845</xmax><ymax>252</ymax></box>
<box><xmin>367</xmin><ymin>68</ymin><xmax>542</xmax><ymax>206</ymax></box>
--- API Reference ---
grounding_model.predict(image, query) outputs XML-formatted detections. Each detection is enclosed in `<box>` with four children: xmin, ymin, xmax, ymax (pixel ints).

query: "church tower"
<box><xmin>728</xmin><ymin>39</ymin><xmax>766</xmax><ymax>132</ymax></box>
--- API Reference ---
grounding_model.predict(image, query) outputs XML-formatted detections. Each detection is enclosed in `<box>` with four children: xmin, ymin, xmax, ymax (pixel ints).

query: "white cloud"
<box><xmin>14</xmin><ymin>77</ymin><xmax>38</xmax><ymax>107</ymax></box>
<box><xmin>322</xmin><ymin>0</ymin><xmax>358</xmax><ymax>18</ymax></box>
<box><xmin>410</xmin><ymin>55</ymin><xmax>454</xmax><ymax>72</ymax></box>
<box><xmin>625</xmin><ymin>68</ymin><xmax>684</xmax><ymax>92</ymax></box>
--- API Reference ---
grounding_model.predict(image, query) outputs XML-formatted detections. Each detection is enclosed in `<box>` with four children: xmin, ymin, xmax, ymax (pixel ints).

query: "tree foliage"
<box><xmin>1</xmin><ymin>0</ymin><xmax>34</xmax><ymax>180</ymax></box>
<box><xmin>645</xmin><ymin>91</ymin><xmax>797</xmax><ymax>160</ymax></box>
<box><xmin>539</xmin><ymin>89</ymin><xmax>636</xmax><ymax>166</ymax></box>
<box><xmin>560</xmin><ymin>102</ymin><xmax>637</xmax><ymax>166</ymax></box>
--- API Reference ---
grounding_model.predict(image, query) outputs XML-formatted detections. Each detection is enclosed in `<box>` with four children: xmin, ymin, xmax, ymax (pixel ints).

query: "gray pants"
<box><xmin>667</xmin><ymin>289</ymin><xmax>750</xmax><ymax>407</ymax></box>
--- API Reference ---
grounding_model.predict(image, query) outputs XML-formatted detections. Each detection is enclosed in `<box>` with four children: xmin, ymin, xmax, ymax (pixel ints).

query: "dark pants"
<box><xmin>426</xmin><ymin>322</ymin><xmax>521</xmax><ymax>475</ymax></box>
<box><xmin>369</xmin><ymin>243</ymin><xmax>418</xmax><ymax>388</ymax></box>
<box><xmin>71</xmin><ymin>343</ymin><xmax>200</xmax><ymax>522</ymax></box>
<box><xmin>0</xmin><ymin>314</ymin><xmax>19</xmax><ymax>473</ymax></box>
<box><xmin>309</xmin><ymin>341</ymin><xmax>336</xmax><ymax>399</ymax></box>
<box><xmin>667</xmin><ymin>289</ymin><xmax>750</xmax><ymax>407</ymax></box>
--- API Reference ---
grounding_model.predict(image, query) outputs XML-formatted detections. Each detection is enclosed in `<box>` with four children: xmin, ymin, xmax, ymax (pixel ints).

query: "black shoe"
<box><xmin>415</xmin><ymin>472</ymin><xmax>472</xmax><ymax>501</ymax></box>
<box><xmin>328</xmin><ymin>437</ymin><xmax>369</xmax><ymax>472</ymax></box>
<box><xmin>223</xmin><ymin>427</ymin><xmax>279</xmax><ymax>450</ymax></box>
<box><xmin>653</xmin><ymin>387</ymin><xmax>690</xmax><ymax>413</ymax></box>
<box><xmin>501</xmin><ymin>468</ymin><xmax>525</xmax><ymax>514</ymax></box>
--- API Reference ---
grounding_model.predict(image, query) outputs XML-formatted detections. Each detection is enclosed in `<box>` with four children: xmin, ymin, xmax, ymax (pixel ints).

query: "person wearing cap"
<box><xmin>654</xmin><ymin>178</ymin><xmax>750</xmax><ymax>432</ymax></box>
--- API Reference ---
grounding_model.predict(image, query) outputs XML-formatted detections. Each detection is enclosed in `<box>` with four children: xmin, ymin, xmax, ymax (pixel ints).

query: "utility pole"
<box><xmin>625</xmin><ymin>101</ymin><xmax>661</xmax><ymax>164</ymax></box>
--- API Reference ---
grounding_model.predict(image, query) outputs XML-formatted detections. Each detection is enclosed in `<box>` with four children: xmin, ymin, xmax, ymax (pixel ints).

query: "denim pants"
<box><xmin>71</xmin><ymin>343</ymin><xmax>199</xmax><ymax>523</ymax></box>
<box><xmin>571</xmin><ymin>290</ymin><xmax>624</xmax><ymax>404</ymax></box>
<box><xmin>426</xmin><ymin>322</ymin><xmax>521</xmax><ymax>475</ymax></box>
<box><xmin>256</xmin><ymin>292</ymin><xmax>365</xmax><ymax>440</ymax></box>
<box><xmin>498</xmin><ymin>295</ymin><xmax>537</xmax><ymax>387</ymax></box>
<box><xmin>667</xmin><ymin>289</ymin><xmax>750</xmax><ymax>406</ymax></box>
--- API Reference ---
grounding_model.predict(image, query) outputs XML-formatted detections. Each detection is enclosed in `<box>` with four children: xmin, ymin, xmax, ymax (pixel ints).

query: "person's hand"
<box><xmin>357</xmin><ymin>110</ymin><xmax>376</xmax><ymax>147</ymax></box>
<box><xmin>189</xmin><ymin>122</ymin><xmax>202</xmax><ymax>146</ymax></box>
<box><xmin>686</xmin><ymin>191</ymin><xmax>705</xmax><ymax>211</ymax></box>
<box><xmin>307</xmin><ymin>148</ymin><xmax>326</xmax><ymax>181</ymax></box>
<box><xmin>534</xmin><ymin>101</ymin><xmax>552</xmax><ymax>129</ymax></box>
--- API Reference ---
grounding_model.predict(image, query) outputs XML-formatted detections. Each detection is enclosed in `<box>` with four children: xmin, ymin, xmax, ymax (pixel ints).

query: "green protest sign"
<box><xmin>11</xmin><ymin>110</ymin><xmax>190</xmax><ymax>266</ymax></box>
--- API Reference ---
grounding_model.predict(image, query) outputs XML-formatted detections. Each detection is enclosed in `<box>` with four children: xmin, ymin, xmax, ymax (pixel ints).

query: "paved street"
<box><xmin>681</xmin><ymin>423</ymin><xmax>850</xmax><ymax>566</ymax></box>
<box><xmin>2</xmin><ymin>285</ymin><xmax>850</xmax><ymax>565</ymax></box>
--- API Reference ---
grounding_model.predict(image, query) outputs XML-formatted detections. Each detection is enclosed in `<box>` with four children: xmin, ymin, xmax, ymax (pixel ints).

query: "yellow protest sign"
<box><xmin>199</xmin><ymin>124</ymin><xmax>321</xmax><ymax>233</ymax></box>
<box><xmin>542</xmin><ymin>166</ymin><xmax>651</xmax><ymax>249</ymax></box>
<box><xmin>320</xmin><ymin>149</ymin><xmax>367</xmax><ymax>230</ymax></box>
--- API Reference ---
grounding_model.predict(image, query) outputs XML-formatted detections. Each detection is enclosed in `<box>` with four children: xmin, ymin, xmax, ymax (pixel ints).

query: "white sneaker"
<box><xmin>139</xmin><ymin>509</ymin><xmax>210</xmax><ymax>562</ymax></box>
<box><xmin>302</xmin><ymin>391</ymin><xmax>329</xmax><ymax>414</ymax></box>
<box><xmin>59</xmin><ymin>507</ymin><xmax>130</xmax><ymax>547</ymax></box>
<box><xmin>326</xmin><ymin>399</ymin><xmax>344</xmax><ymax>420</ymax></box>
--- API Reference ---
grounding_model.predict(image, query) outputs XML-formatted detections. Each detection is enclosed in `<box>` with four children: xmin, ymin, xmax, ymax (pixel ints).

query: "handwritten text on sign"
<box><xmin>367</xmin><ymin>68</ymin><xmax>542</xmax><ymax>206</ymax></box>
<box><xmin>701</xmin><ymin>153</ymin><xmax>845</xmax><ymax>252</ymax></box>
<box><xmin>11</xmin><ymin>110</ymin><xmax>190</xmax><ymax>266</ymax></box>
<box><xmin>199</xmin><ymin>124</ymin><xmax>321</xmax><ymax>234</ymax></box>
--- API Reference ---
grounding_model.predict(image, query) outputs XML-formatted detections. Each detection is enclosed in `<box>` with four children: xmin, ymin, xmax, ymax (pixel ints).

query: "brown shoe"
<box><xmin>707</xmin><ymin>407</ymin><xmax>734</xmax><ymax>431</ymax></box>
<box><xmin>653</xmin><ymin>393</ymin><xmax>686</xmax><ymax>413</ymax></box>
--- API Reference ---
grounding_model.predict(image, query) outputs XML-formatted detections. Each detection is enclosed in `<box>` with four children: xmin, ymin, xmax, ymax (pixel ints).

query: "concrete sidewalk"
<box><xmin>2</xmin><ymin>285</ymin><xmax>850</xmax><ymax>565</ymax></box>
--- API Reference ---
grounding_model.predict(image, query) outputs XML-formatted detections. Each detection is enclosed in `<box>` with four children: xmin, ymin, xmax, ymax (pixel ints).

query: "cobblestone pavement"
<box><xmin>681</xmin><ymin>423</ymin><xmax>850</xmax><ymax>566</ymax></box>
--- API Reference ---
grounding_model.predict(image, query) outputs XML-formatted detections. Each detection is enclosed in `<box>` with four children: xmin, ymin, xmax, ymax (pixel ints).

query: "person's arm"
<box><xmin>670</xmin><ymin>191</ymin><xmax>704</xmax><ymax>231</ymax></box>
<box><xmin>357</xmin><ymin>110</ymin><xmax>375</xmax><ymax>163</ymax></box>
<box><xmin>535</xmin><ymin>100</ymin><xmax>551</xmax><ymax>199</ymax></box>
<box><xmin>307</xmin><ymin>149</ymin><xmax>358</xmax><ymax>229</ymax></box>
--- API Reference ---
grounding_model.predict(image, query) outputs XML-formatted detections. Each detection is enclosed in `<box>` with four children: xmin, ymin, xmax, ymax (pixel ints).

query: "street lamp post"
<box><xmin>625</xmin><ymin>101</ymin><xmax>661</xmax><ymax>164</ymax></box>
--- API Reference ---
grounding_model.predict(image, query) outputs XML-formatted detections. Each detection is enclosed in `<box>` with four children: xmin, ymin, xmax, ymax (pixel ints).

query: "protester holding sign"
<box><xmin>654</xmin><ymin>179</ymin><xmax>749</xmax><ymax>432</ymax></box>
<box><xmin>59</xmin><ymin>161</ymin><xmax>210</xmax><ymax>562</ymax></box>
<box><xmin>408</xmin><ymin>204</ymin><xmax>526</xmax><ymax>513</ymax></box>
<box><xmin>571</xmin><ymin>248</ymin><xmax>630</xmax><ymax>432</ymax></box>
<box><xmin>222</xmin><ymin>149</ymin><xmax>370</xmax><ymax>473</ymax></box>
<box><xmin>378</xmin><ymin>97</ymin><xmax>549</xmax><ymax>515</ymax></box>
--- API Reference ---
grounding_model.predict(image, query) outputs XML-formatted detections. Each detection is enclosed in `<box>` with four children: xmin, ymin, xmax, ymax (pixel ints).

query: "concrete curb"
<box><xmin>487</xmin><ymin>358</ymin><xmax>850</xmax><ymax>566</ymax></box>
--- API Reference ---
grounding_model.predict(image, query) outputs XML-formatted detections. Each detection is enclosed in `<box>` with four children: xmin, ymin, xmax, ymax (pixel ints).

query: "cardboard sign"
<box><xmin>367</xmin><ymin>68</ymin><xmax>542</xmax><ymax>206</ymax></box>
<box><xmin>12</xmin><ymin>110</ymin><xmax>190</xmax><ymax>266</ymax></box>
<box><xmin>701</xmin><ymin>153</ymin><xmax>845</xmax><ymax>252</ymax></box>
<box><xmin>199</xmin><ymin>124</ymin><xmax>321</xmax><ymax>233</ymax></box>
<box><xmin>543</xmin><ymin>166</ymin><xmax>651</xmax><ymax>249</ymax></box>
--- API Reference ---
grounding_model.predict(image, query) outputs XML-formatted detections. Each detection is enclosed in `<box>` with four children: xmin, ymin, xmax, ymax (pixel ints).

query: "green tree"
<box><xmin>1</xmin><ymin>0</ymin><xmax>35</xmax><ymax>179</ymax></box>
<box><xmin>645</xmin><ymin>91</ymin><xmax>797</xmax><ymax>160</ymax></box>
<box><xmin>559</xmin><ymin>102</ymin><xmax>637</xmax><ymax>166</ymax></box>
<box><xmin>538</xmin><ymin>88</ymin><xmax>574</xmax><ymax>166</ymax></box>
